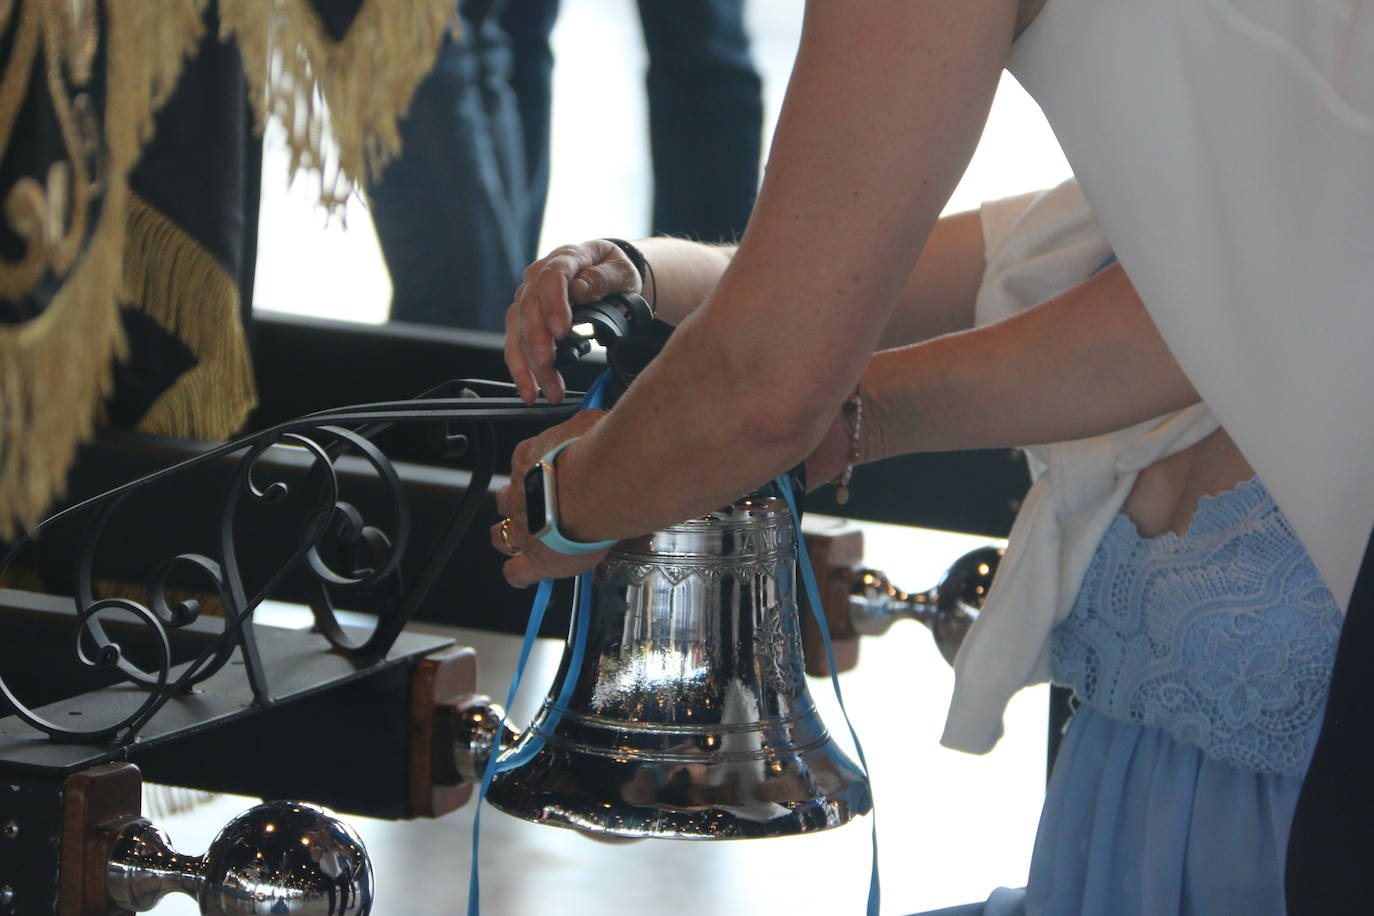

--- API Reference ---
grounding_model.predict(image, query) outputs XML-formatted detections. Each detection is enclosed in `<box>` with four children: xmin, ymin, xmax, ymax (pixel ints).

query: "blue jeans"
<box><xmin>503</xmin><ymin>0</ymin><xmax>763</xmax><ymax>245</ymax></box>
<box><xmin>371</xmin><ymin>0</ymin><xmax>764</xmax><ymax>330</ymax></box>
<box><xmin>368</xmin><ymin>0</ymin><xmax>527</xmax><ymax>331</ymax></box>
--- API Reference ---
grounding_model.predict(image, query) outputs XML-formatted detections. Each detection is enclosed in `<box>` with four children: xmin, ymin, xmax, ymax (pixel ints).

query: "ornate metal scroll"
<box><xmin>0</xmin><ymin>379</ymin><xmax>580</xmax><ymax>744</ymax></box>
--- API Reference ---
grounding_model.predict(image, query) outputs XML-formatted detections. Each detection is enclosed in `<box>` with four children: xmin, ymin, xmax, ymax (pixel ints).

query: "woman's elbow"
<box><xmin>728</xmin><ymin>380</ymin><xmax>837</xmax><ymax>463</ymax></box>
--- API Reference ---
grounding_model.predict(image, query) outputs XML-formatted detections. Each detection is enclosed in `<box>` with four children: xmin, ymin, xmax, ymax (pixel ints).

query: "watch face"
<box><xmin>524</xmin><ymin>463</ymin><xmax>550</xmax><ymax>535</ymax></box>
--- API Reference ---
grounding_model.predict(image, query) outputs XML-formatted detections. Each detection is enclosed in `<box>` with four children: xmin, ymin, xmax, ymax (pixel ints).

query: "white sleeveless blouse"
<box><xmin>942</xmin><ymin>4</ymin><xmax>1374</xmax><ymax>752</ymax></box>
<box><xmin>1008</xmin><ymin>0</ymin><xmax>1374</xmax><ymax>612</ymax></box>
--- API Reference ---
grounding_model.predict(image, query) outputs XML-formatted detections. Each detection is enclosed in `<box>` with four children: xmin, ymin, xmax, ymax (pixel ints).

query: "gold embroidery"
<box><xmin>0</xmin><ymin>0</ymin><xmax>205</xmax><ymax>537</ymax></box>
<box><xmin>0</xmin><ymin>0</ymin><xmax>453</xmax><ymax>536</ymax></box>
<box><xmin>0</xmin><ymin>175</ymin><xmax>124</xmax><ymax>539</ymax></box>
<box><xmin>0</xmin><ymin>1</ymin><xmax>102</xmax><ymax>299</ymax></box>
<box><xmin>0</xmin><ymin>2</ymin><xmax>39</xmax><ymax>158</ymax></box>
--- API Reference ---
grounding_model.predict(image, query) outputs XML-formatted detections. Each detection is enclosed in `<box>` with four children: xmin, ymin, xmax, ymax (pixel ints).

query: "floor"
<box><xmin>152</xmin><ymin>2</ymin><xmax>1074</xmax><ymax>912</ymax></box>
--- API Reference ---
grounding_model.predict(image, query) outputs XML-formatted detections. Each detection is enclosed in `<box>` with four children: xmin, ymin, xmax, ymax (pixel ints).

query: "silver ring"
<box><xmin>499</xmin><ymin>517</ymin><xmax>515</xmax><ymax>551</ymax></box>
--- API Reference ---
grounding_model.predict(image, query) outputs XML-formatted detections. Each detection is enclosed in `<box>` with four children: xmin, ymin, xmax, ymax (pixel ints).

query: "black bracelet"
<box><xmin>602</xmin><ymin>237</ymin><xmax>656</xmax><ymax>308</ymax></box>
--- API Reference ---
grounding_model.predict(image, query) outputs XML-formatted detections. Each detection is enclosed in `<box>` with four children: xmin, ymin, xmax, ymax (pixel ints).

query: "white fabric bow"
<box><xmin>938</xmin><ymin>180</ymin><xmax>1219</xmax><ymax>753</ymax></box>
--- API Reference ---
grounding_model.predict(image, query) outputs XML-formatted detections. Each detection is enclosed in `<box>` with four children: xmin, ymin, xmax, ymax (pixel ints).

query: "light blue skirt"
<box><xmin>975</xmin><ymin>478</ymin><xmax>1343</xmax><ymax>915</ymax></box>
<box><xmin>997</xmin><ymin>708</ymin><xmax>1302</xmax><ymax>915</ymax></box>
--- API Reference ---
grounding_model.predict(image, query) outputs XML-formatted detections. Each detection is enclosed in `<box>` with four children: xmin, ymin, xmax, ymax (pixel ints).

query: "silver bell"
<box><xmin>106</xmin><ymin>800</ymin><xmax>373</xmax><ymax>915</ymax></box>
<box><xmin>486</xmin><ymin>495</ymin><xmax>873</xmax><ymax>839</ymax></box>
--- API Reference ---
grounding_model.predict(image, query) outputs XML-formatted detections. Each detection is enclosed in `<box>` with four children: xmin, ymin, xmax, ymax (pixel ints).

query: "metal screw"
<box><xmin>0</xmin><ymin>820</ymin><xmax>16</xmax><ymax>839</ymax></box>
<box><xmin>0</xmin><ymin>885</ymin><xmax>15</xmax><ymax>907</ymax></box>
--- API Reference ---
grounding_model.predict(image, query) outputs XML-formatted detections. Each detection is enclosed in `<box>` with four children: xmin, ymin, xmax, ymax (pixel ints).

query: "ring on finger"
<box><xmin>499</xmin><ymin>517</ymin><xmax>516</xmax><ymax>552</ymax></box>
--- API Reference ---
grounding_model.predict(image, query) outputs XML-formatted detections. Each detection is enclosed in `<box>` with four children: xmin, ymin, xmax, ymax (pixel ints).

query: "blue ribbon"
<box><xmin>469</xmin><ymin>373</ymin><xmax>878</xmax><ymax>915</ymax></box>
<box><xmin>777</xmin><ymin>473</ymin><xmax>881</xmax><ymax>916</ymax></box>
<box><xmin>467</xmin><ymin>577</ymin><xmax>552</xmax><ymax>916</ymax></box>
<box><xmin>468</xmin><ymin>372</ymin><xmax>610</xmax><ymax>916</ymax></box>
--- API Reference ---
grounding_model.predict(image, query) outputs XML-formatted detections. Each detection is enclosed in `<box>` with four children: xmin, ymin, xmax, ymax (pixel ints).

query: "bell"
<box><xmin>486</xmin><ymin>494</ymin><xmax>873</xmax><ymax>839</ymax></box>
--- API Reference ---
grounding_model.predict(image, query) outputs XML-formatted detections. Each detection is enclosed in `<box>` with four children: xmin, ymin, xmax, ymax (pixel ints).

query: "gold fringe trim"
<box><xmin>0</xmin><ymin>3</ymin><xmax>205</xmax><ymax>538</ymax></box>
<box><xmin>0</xmin><ymin>179</ymin><xmax>124</xmax><ymax>539</ymax></box>
<box><xmin>0</xmin><ymin>0</ymin><xmax>451</xmax><ymax>533</ymax></box>
<box><xmin>102</xmin><ymin>0</ymin><xmax>208</xmax><ymax>171</ymax></box>
<box><xmin>220</xmin><ymin>0</ymin><xmax>458</xmax><ymax>211</ymax></box>
<box><xmin>125</xmin><ymin>192</ymin><xmax>258</xmax><ymax>440</ymax></box>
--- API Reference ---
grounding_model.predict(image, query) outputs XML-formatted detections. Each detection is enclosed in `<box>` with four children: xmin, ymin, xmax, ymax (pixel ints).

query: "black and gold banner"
<box><xmin>0</xmin><ymin>0</ymin><xmax>454</xmax><ymax>538</ymax></box>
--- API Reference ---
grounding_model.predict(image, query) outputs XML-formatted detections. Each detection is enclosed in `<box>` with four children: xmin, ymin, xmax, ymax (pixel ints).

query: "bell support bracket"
<box><xmin>799</xmin><ymin>517</ymin><xmax>865</xmax><ymax>677</ymax></box>
<box><xmin>410</xmin><ymin>646</ymin><xmax>481</xmax><ymax>818</ymax></box>
<box><xmin>59</xmin><ymin>762</ymin><xmax>143</xmax><ymax>916</ymax></box>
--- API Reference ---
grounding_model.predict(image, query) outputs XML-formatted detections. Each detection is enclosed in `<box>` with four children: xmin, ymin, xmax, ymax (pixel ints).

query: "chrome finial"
<box><xmin>848</xmin><ymin>545</ymin><xmax>1004</xmax><ymax>665</ymax></box>
<box><xmin>106</xmin><ymin>800</ymin><xmax>373</xmax><ymax>915</ymax></box>
<box><xmin>448</xmin><ymin>696</ymin><xmax>521</xmax><ymax>785</ymax></box>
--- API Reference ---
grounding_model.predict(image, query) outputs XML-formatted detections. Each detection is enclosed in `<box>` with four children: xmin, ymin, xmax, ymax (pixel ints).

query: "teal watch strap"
<box><xmin>536</xmin><ymin>438</ymin><xmax>618</xmax><ymax>555</ymax></box>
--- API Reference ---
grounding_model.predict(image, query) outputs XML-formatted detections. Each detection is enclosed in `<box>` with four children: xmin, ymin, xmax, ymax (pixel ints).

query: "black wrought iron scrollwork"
<box><xmin>0</xmin><ymin>379</ymin><xmax>584</xmax><ymax>744</ymax></box>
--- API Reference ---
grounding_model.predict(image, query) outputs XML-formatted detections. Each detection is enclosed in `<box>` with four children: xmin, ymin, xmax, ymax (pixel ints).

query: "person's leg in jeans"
<box><xmin>368</xmin><ymin>0</ymin><xmax>526</xmax><ymax>330</ymax></box>
<box><xmin>500</xmin><ymin>0</ymin><xmax>561</xmax><ymax>260</ymax></box>
<box><xmin>636</xmin><ymin>0</ymin><xmax>763</xmax><ymax>242</ymax></box>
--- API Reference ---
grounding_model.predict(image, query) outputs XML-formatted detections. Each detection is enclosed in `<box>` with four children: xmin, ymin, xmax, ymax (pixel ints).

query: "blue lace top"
<box><xmin>1051</xmin><ymin>476</ymin><xmax>1343</xmax><ymax>778</ymax></box>
<box><xmin>983</xmin><ymin>478</ymin><xmax>1344</xmax><ymax>915</ymax></box>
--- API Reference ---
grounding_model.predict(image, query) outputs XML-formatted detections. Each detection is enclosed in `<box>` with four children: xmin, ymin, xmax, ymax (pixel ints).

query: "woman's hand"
<box><xmin>505</xmin><ymin>240</ymin><xmax>642</xmax><ymax>406</ymax></box>
<box><xmin>490</xmin><ymin>409</ymin><xmax>611</xmax><ymax>587</ymax></box>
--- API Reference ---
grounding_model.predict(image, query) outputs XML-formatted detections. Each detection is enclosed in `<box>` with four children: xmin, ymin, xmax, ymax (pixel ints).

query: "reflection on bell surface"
<box><xmin>488</xmin><ymin>495</ymin><xmax>873</xmax><ymax>839</ymax></box>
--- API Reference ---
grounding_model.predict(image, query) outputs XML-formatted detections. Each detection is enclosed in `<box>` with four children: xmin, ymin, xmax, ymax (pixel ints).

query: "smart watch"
<box><xmin>523</xmin><ymin>437</ymin><xmax>618</xmax><ymax>555</ymax></box>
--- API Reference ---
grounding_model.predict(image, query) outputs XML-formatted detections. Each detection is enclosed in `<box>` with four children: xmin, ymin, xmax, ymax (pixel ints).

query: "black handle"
<box><xmin>553</xmin><ymin>293</ymin><xmax>674</xmax><ymax>399</ymax></box>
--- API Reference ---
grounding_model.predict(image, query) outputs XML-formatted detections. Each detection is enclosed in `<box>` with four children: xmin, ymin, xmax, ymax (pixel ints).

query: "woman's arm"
<box><xmin>879</xmin><ymin>207</ymin><xmax>986</xmax><ymax>349</ymax></box>
<box><xmin>506</xmin><ymin>206</ymin><xmax>987</xmax><ymax>403</ymax></box>
<box><xmin>499</xmin><ymin>0</ymin><xmax>1020</xmax><ymax>586</ymax></box>
<box><xmin>505</xmin><ymin>238</ymin><xmax>738</xmax><ymax>404</ymax></box>
<box><xmin>866</xmin><ymin>263</ymin><xmax>1199</xmax><ymax>458</ymax></box>
<box><xmin>638</xmin><ymin>221</ymin><xmax>985</xmax><ymax>338</ymax></box>
<box><xmin>633</xmin><ymin>238</ymin><xmax>737</xmax><ymax>326</ymax></box>
<box><xmin>803</xmin><ymin>263</ymin><xmax>1201</xmax><ymax>486</ymax></box>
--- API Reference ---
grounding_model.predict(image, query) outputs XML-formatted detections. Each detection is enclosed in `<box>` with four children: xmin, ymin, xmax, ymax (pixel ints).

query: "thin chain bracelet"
<box><xmin>831</xmin><ymin>389</ymin><xmax>863</xmax><ymax>505</ymax></box>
